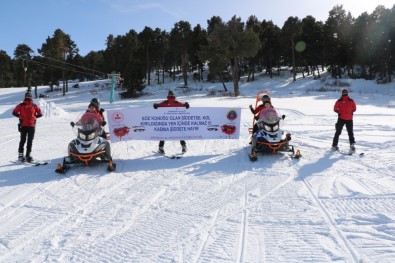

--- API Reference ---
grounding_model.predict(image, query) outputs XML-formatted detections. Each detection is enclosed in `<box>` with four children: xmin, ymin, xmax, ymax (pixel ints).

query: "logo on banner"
<box><xmin>226</xmin><ymin>109</ymin><xmax>238</xmax><ymax>121</ymax></box>
<box><xmin>111</xmin><ymin>111</ymin><xmax>124</xmax><ymax>122</ymax></box>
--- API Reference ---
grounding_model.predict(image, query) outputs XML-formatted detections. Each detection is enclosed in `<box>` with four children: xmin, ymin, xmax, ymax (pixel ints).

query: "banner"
<box><xmin>107</xmin><ymin>107</ymin><xmax>241</xmax><ymax>141</ymax></box>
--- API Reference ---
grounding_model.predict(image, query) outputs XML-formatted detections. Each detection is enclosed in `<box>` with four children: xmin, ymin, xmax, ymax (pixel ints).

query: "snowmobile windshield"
<box><xmin>257</xmin><ymin>108</ymin><xmax>281</xmax><ymax>133</ymax></box>
<box><xmin>73</xmin><ymin>112</ymin><xmax>103</xmax><ymax>141</ymax></box>
<box><xmin>78</xmin><ymin>112</ymin><xmax>102</xmax><ymax>132</ymax></box>
<box><xmin>258</xmin><ymin>108</ymin><xmax>280</xmax><ymax>124</ymax></box>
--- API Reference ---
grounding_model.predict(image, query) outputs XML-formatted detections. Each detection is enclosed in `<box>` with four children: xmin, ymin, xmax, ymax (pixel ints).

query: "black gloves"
<box><xmin>13</xmin><ymin>113</ymin><xmax>20</xmax><ymax>117</ymax></box>
<box><xmin>185</xmin><ymin>102</ymin><xmax>190</xmax><ymax>109</ymax></box>
<box><xmin>100</xmin><ymin>108</ymin><xmax>105</xmax><ymax>113</ymax></box>
<box><xmin>101</xmin><ymin>121</ymin><xmax>107</xmax><ymax>126</ymax></box>
<box><xmin>70</xmin><ymin>121</ymin><xmax>75</xmax><ymax>127</ymax></box>
<box><xmin>153</xmin><ymin>103</ymin><xmax>158</xmax><ymax>109</ymax></box>
<box><xmin>254</xmin><ymin>116</ymin><xmax>260</xmax><ymax>121</ymax></box>
<box><xmin>249</xmin><ymin>105</ymin><xmax>254</xmax><ymax>114</ymax></box>
<box><xmin>282</xmin><ymin>115</ymin><xmax>286</xmax><ymax>120</ymax></box>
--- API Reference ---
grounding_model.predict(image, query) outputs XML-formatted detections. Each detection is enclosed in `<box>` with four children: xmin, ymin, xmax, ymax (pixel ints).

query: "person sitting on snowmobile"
<box><xmin>249</xmin><ymin>100</ymin><xmax>272</xmax><ymax>147</ymax></box>
<box><xmin>249</xmin><ymin>94</ymin><xmax>273</xmax><ymax>135</ymax></box>
<box><xmin>90</xmin><ymin>98</ymin><xmax>105</xmax><ymax>122</ymax></box>
<box><xmin>90</xmin><ymin>98</ymin><xmax>107</xmax><ymax>138</ymax></box>
<box><xmin>71</xmin><ymin>103</ymin><xmax>106</xmax><ymax>137</ymax></box>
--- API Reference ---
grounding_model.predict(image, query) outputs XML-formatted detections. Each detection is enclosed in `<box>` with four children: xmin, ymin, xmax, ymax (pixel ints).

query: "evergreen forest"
<box><xmin>0</xmin><ymin>4</ymin><xmax>394</xmax><ymax>97</ymax></box>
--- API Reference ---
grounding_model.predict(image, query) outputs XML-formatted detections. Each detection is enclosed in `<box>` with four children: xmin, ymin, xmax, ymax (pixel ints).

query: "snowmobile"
<box><xmin>55</xmin><ymin>112</ymin><xmax>116</xmax><ymax>173</ymax></box>
<box><xmin>249</xmin><ymin>91</ymin><xmax>301</xmax><ymax>161</ymax></box>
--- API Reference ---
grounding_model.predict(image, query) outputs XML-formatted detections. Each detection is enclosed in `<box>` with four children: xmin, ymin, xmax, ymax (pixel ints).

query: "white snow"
<box><xmin>1</xmin><ymin>71</ymin><xmax>395</xmax><ymax>262</ymax></box>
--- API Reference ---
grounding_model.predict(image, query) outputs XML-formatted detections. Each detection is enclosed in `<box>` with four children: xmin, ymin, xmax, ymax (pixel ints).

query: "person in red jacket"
<box><xmin>249</xmin><ymin>94</ymin><xmax>273</xmax><ymax>135</ymax></box>
<box><xmin>71</xmin><ymin>103</ymin><xmax>106</xmax><ymax>137</ymax></box>
<box><xmin>332</xmin><ymin>89</ymin><xmax>357</xmax><ymax>151</ymax></box>
<box><xmin>153</xmin><ymin>90</ymin><xmax>190</xmax><ymax>154</ymax></box>
<box><xmin>12</xmin><ymin>92</ymin><xmax>43</xmax><ymax>162</ymax></box>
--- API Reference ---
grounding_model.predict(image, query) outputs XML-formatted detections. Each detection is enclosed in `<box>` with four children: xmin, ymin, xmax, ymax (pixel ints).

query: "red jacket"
<box><xmin>334</xmin><ymin>95</ymin><xmax>356</xmax><ymax>120</ymax></box>
<box><xmin>84</xmin><ymin>109</ymin><xmax>104</xmax><ymax>122</ymax></box>
<box><xmin>12</xmin><ymin>99</ymin><xmax>42</xmax><ymax>127</ymax></box>
<box><xmin>251</xmin><ymin>102</ymin><xmax>273</xmax><ymax>115</ymax></box>
<box><xmin>154</xmin><ymin>96</ymin><xmax>189</xmax><ymax>108</ymax></box>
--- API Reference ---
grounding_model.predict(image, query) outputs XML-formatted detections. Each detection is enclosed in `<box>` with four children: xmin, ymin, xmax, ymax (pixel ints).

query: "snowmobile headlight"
<box><xmin>272</xmin><ymin>124</ymin><xmax>279</xmax><ymax>131</ymax></box>
<box><xmin>87</xmin><ymin>132</ymin><xmax>96</xmax><ymax>140</ymax></box>
<box><xmin>264</xmin><ymin>125</ymin><xmax>271</xmax><ymax>131</ymax></box>
<box><xmin>78</xmin><ymin>132</ymin><xmax>86</xmax><ymax>140</ymax></box>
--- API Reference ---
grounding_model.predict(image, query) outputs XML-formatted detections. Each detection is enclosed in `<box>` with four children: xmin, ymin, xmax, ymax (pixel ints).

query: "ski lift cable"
<box><xmin>16</xmin><ymin>57</ymin><xmax>106</xmax><ymax>78</ymax></box>
<box><xmin>14</xmin><ymin>47</ymin><xmax>108</xmax><ymax>77</ymax></box>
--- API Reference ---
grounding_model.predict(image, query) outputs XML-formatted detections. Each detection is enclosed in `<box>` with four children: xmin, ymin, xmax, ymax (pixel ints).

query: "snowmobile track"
<box><xmin>301</xmin><ymin>176</ymin><xmax>361</xmax><ymax>262</ymax></box>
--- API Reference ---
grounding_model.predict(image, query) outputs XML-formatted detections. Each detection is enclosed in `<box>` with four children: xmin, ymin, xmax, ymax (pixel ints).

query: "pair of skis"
<box><xmin>154</xmin><ymin>151</ymin><xmax>184</xmax><ymax>159</ymax></box>
<box><xmin>334</xmin><ymin>149</ymin><xmax>364</xmax><ymax>156</ymax></box>
<box><xmin>14</xmin><ymin>160</ymin><xmax>48</xmax><ymax>166</ymax></box>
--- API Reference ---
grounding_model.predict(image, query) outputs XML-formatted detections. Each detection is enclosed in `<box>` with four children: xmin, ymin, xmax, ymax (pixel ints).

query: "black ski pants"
<box><xmin>18</xmin><ymin>126</ymin><xmax>35</xmax><ymax>156</ymax></box>
<box><xmin>332</xmin><ymin>118</ymin><xmax>355</xmax><ymax>146</ymax></box>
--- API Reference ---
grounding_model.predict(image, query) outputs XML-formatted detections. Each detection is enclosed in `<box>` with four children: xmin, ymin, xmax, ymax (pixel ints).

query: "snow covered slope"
<box><xmin>0</xmin><ymin>74</ymin><xmax>395</xmax><ymax>262</ymax></box>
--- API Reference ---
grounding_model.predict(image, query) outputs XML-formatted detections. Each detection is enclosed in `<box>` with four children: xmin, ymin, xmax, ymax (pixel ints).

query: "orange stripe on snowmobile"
<box><xmin>69</xmin><ymin>150</ymin><xmax>106</xmax><ymax>165</ymax></box>
<box><xmin>256</xmin><ymin>140</ymin><xmax>287</xmax><ymax>152</ymax></box>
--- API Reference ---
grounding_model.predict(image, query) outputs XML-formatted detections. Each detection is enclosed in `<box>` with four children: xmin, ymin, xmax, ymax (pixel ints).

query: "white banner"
<box><xmin>107</xmin><ymin>107</ymin><xmax>241</xmax><ymax>141</ymax></box>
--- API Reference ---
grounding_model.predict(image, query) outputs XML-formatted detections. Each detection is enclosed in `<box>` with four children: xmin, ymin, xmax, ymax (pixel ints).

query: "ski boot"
<box><xmin>331</xmin><ymin>145</ymin><xmax>339</xmax><ymax>151</ymax></box>
<box><xmin>158</xmin><ymin>147</ymin><xmax>165</xmax><ymax>155</ymax></box>
<box><xmin>350</xmin><ymin>143</ymin><xmax>355</xmax><ymax>151</ymax></box>
<box><xmin>18</xmin><ymin>152</ymin><xmax>25</xmax><ymax>162</ymax></box>
<box><xmin>25</xmin><ymin>155</ymin><xmax>34</xmax><ymax>163</ymax></box>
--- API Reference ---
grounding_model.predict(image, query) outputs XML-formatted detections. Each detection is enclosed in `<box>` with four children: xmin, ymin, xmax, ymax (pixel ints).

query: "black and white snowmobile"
<box><xmin>249</xmin><ymin>91</ymin><xmax>301</xmax><ymax>161</ymax></box>
<box><xmin>55</xmin><ymin>112</ymin><xmax>116</xmax><ymax>173</ymax></box>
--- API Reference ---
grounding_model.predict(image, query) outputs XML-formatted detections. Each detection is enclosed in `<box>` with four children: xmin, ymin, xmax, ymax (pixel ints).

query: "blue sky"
<box><xmin>1</xmin><ymin>0</ymin><xmax>393</xmax><ymax>57</ymax></box>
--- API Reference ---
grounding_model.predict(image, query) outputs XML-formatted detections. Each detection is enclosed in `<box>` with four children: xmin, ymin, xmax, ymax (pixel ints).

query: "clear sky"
<box><xmin>1</xmin><ymin>0</ymin><xmax>393</xmax><ymax>57</ymax></box>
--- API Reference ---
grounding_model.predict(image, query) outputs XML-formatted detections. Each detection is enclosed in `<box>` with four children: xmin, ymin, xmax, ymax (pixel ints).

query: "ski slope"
<box><xmin>0</xmin><ymin>73</ymin><xmax>395</xmax><ymax>262</ymax></box>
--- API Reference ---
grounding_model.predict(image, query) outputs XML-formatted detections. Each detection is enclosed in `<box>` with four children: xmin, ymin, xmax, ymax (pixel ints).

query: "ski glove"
<box><xmin>185</xmin><ymin>102</ymin><xmax>190</xmax><ymax>109</ymax></box>
<box><xmin>254</xmin><ymin>116</ymin><xmax>260</xmax><ymax>121</ymax></box>
<box><xmin>249</xmin><ymin>105</ymin><xmax>254</xmax><ymax>114</ymax></box>
<box><xmin>100</xmin><ymin>108</ymin><xmax>105</xmax><ymax>113</ymax></box>
<box><xmin>153</xmin><ymin>103</ymin><xmax>158</xmax><ymax>109</ymax></box>
<box><xmin>70</xmin><ymin>121</ymin><xmax>75</xmax><ymax>127</ymax></box>
<box><xmin>282</xmin><ymin>115</ymin><xmax>286</xmax><ymax>120</ymax></box>
<box><xmin>101</xmin><ymin>121</ymin><xmax>107</xmax><ymax>126</ymax></box>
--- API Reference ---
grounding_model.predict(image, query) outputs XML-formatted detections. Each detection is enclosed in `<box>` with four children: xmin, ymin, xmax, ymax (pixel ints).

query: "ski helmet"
<box><xmin>90</xmin><ymin>98</ymin><xmax>100</xmax><ymax>108</ymax></box>
<box><xmin>167</xmin><ymin>90</ymin><xmax>175</xmax><ymax>98</ymax></box>
<box><xmin>261</xmin><ymin>94</ymin><xmax>271</xmax><ymax>103</ymax></box>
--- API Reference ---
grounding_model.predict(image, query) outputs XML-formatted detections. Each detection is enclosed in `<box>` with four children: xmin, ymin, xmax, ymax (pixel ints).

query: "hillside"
<box><xmin>0</xmin><ymin>72</ymin><xmax>395</xmax><ymax>262</ymax></box>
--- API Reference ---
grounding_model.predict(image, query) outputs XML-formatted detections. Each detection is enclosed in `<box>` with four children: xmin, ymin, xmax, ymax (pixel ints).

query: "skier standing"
<box><xmin>12</xmin><ymin>92</ymin><xmax>43</xmax><ymax>162</ymax></box>
<box><xmin>153</xmin><ymin>90</ymin><xmax>190</xmax><ymax>154</ymax></box>
<box><xmin>332</xmin><ymin>89</ymin><xmax>357</xmax><ymax>151</ymax></box>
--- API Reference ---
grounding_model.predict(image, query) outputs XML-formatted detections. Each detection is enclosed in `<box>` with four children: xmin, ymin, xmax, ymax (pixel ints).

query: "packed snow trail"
<box><xmin>1</xmin><ymin>77</ymin><xmax>395</xmax><ymax>262</ymax></box>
